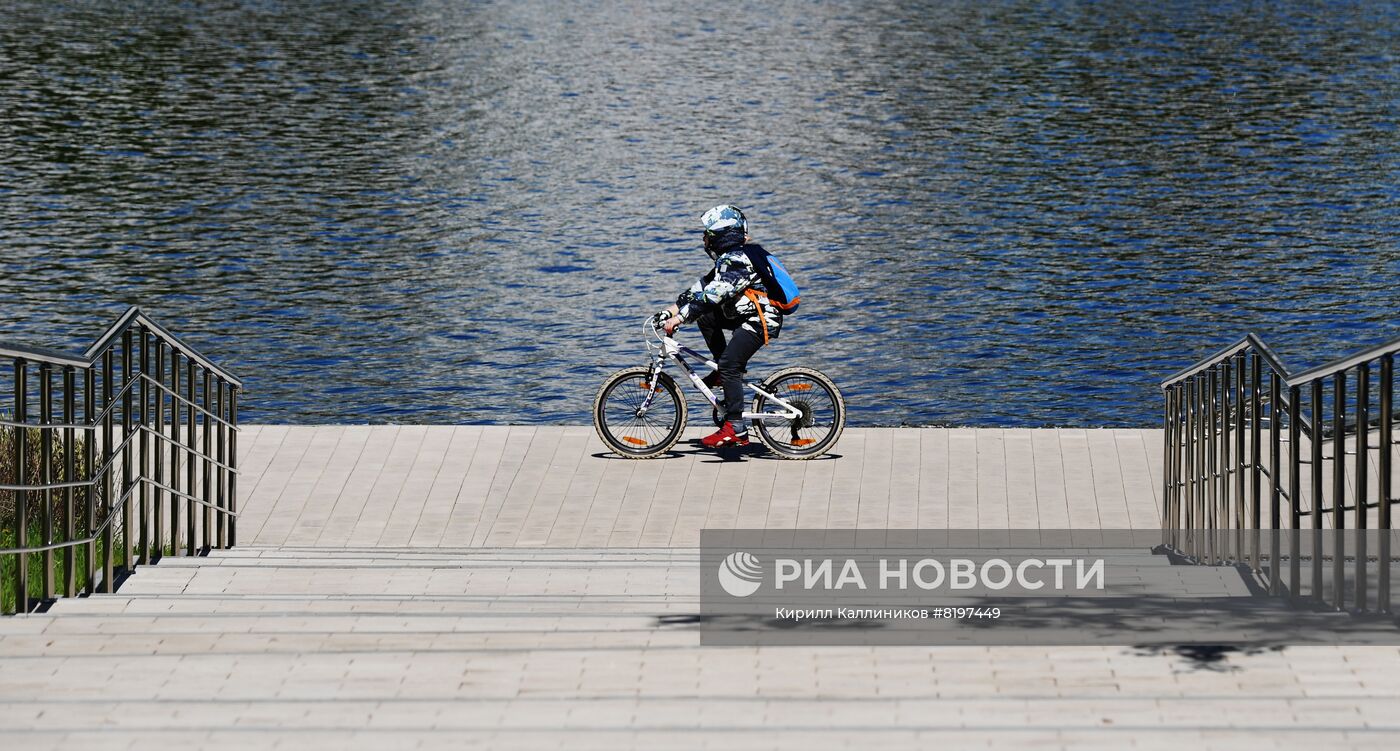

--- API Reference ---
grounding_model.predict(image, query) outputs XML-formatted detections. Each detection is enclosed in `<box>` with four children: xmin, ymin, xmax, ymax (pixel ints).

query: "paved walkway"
<box><xmin>2</xmin><ymin>426</ymin><xmax>1398</xmax><ymax>750</ymax></box>
<box><xmin>236</xmin><ymin>426</ymin><xmax>1166</xmax><ymax>547</ymax></box>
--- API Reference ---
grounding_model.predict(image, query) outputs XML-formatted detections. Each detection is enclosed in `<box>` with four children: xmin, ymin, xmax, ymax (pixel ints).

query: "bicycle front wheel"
<box><xmin>751</xmin><ymin>366</ymin><xmax>845</xmax><ymax>459</ymax></box>
<box><xmin>593</xmin><ymin>367</ymin><xmax>687</xmax><ymax>458</ymax></box>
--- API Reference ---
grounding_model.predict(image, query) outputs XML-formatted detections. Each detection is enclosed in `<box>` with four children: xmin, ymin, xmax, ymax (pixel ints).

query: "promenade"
<box><xmin>236</xmin><ymin>426</ymin><xmax>1165</xmax><ymax>547</ymax></box>
<box><xmin>2</xmin><ymin>427</ymin><xmax>1398</xmax><ymax>750</ymax></box>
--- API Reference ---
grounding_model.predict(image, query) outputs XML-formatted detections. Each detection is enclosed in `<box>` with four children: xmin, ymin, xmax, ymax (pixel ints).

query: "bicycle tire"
<box><xmin>750</xmin><ymin>366</ymin><xmax>845</xmax><ymax>459</ymax></box>
<box><xmin>593</xmin><ymin>367</ymin><xmax>687</xmax><ymax>458</ymax></box>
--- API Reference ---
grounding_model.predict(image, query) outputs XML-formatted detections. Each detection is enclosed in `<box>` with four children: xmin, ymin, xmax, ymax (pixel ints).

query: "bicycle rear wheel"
<box><xmin>593</xmin><ymin>367</ymin><xmax>687</xmax><ymax>458</ymax></box>
<box><xmin>751</xmin><ymin>366</ymin><xmax>845</xmax><ymax>459</ymax></box>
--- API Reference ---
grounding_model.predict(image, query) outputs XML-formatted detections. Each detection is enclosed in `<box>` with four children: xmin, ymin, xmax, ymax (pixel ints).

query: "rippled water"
<box><xmin>1</xmin><ymin>0</ymin><xmax>1397</xmax><ymax>426</ymax></box>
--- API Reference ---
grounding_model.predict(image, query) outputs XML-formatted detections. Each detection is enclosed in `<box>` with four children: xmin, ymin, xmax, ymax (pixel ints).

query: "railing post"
<box><xmin>84</xmin><ymin>368</ymin><xmax>96</xmax><ymax>594</ymax></box>
<box><xmin>169</xmin><ymin>353</ymin><xmax>181</xmax><ymax>557</ymax></box>
<box><xmin>153</xmin><ymin>341</ymin><xmax>165</xmax><ymax>560</ymax></box>
<box><xmin>1198</xmin><ymin>375</ymin><xmax>1209</xmax><ymax>557</ymax></box>
<box><xmin>1184</xmin><ymin>379</ymin><xmax>1196</xmax><ymax>556</ymax></box>
<box><xmin>13</xmin><ymin>360</ymin><xmax>29</xmax><ymax>613</ymax></box>
<box><xmin>215</xmin><ymin>379</ymin><xmax>226</xmax><ymax>549</ymax></box>
<box><xmin>1233</xmin><ymin>353</ymin><xmax>1246</xmax><ymax>561</ymax></box>
<box><xmin>139</xmin><ymin>328</ymin><xmax>151</xmax><ymax>566</ymax></box>
<box><xmin>1164</xmin><ymin>385</ymin><xmax>1181</xmax><ymax>542</ymax></box>
<box><xmin>1206</xmin><ymin>366</ymin><xmax>1218</xmax><ymax>564</ymax></box>
<box><xmin>1250</xmin><ymin>354</ymin><xmax>1262</xmax><ymax>570</ymax></box>
<box><xmin>1310</xmin><ymin>378</ymin><xmax>1324</xmax><ymax>600</ymax></box>
<box><xmin>1170</xmin><ymin>385</ymin><xmax>1181</xmax><ymax>540</ymax></box>
<box><xmin>1165</xmin><ymin>386</ymin><xmax>1175</xmax><ymax>537</ymax></box>
<box><xmin>1288</xmin><ymin>384</ymin><xmax>1301</xmax><ymax>597</ymax></box>
<box><xmin>229</xmin><ymin>387</ymin><xmax>238</xmax><ymax>548</ymax></box>
<box><xmin>202</xmin><ymin>369</ymin><xmax>212</xmax><ymax>552</ymax></box>
<box><xmin>1355</xmin><ymin>363</ymin><xmax>1369</xmax><ymax>610</ymax></box>
<box><xmin>1379</xmin><ymin>354</ymin><xmax>1393</xmax><ymax>614</ymax></box>
<box><xmin>101</xmin><ymin>349</ymin><xmax>114</xmax><ymax>593</ymax></box>
<box><xmin>62</xmin><ymin>367</ymin><xmax>76</xmax><ymax>598</ymax></box>
<box><xmin>121</xmin><ymin>330</ymin><xmax>134</xmax><ymax>577</ymax></box>
<box><xmin>40</xmin><ymin>365</ymin><xmax>54</xmax><ymax>601</ymax></box>
<box><xmin>186</xmin><ymin>362</ymin><xmax>196</xmax><ymax>556</ymax></box>
<box><xmin>1221</xmin><ymin>358</ymin><xmax>1234</xmax><ymax>562</ymax></box>
<box><xmin>1268</xmin><ymin>371</ymin><xmax>1282</xmax><ymax>595</ymax></box>
<box><xmin>1332</xmin><ymin>371</ymin><xmax>1346</xmax><ymax>610</ymax></box>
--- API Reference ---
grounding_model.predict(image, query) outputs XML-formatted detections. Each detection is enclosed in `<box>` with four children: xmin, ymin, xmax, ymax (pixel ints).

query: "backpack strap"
<box><xmin>743</xmin><ymin>289</ymin><xmax>770</xmax><ymax>346</ymax></box>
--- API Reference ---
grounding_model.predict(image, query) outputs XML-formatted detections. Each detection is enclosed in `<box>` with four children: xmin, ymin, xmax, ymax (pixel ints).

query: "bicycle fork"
<box><xmin>633</xmin><ymin>357</ymin><xmax>667</xmax><ymax>418</ymax></box>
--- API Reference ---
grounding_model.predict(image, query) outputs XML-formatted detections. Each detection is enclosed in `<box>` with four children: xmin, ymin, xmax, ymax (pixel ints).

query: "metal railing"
<box><xmin>1162</xmin><ymin>332</ymin><xmax>1398</xmax><ymax>611</ymax></box>
<box><xmin>1</xmin><ymin>307</ymin><xmax>240</xmax><ymax>614</ymax></box>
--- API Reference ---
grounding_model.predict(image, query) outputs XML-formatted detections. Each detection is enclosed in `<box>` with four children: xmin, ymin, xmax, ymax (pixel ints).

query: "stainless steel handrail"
<box><xmin>0</xmin><ymin>342</ymin><xmax>88</xmax><ymax>369</ymax></box>
<box><xmin>0</xmin><ymin>371</ymin><xmax>239</xmax><ymax>433</ymax></box>
<box><xmin>1287</xmin><ymin>334</ymin><xmax>1400</xmax><ymax>385</ymax></box>
<box><xmin>0</xmin><ymin>476</ymin><xmax>240</xmax><ymax>557</ymax></box>
<box><xmin>3</xmin><ymin>308</ymin><xmax>241</xmax><ymax>613</ymax></box>
<box><xmin>1161</xmin><ymin>329</ymin><xmax>1396</xmax><ymax>613</ymax></box>
<box><xmin>0</xmin><ymin>306</ymin><xmax>242</xmax><ymax>387</ymax></box>
<box><xmin>1160</xmin><ymin>332</ymin><xmax>1291</xmax><ymax>388</ymax></box>
<box><xmin>0</xmin><ymin>422</ymin><xmax>240</xmax><ymax>492</ymax></box>
<box><xmin>1164</xmin><ymin>331</ymin><xmax>1400</xmax><ymax>389</ymax></box>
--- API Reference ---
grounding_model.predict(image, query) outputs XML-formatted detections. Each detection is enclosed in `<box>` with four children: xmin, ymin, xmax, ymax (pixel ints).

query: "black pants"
<box><xmin>695</xmin><ymin>309</ymin><xmax>765</xmax><ymax>426</ymax></box>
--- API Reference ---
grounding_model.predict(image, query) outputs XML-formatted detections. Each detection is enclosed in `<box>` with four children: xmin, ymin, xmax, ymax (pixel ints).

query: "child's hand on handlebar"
<box><xmin>652</xmin><ymin>305</ymin><xmax>682</xmax><ymax>335</ymax></box>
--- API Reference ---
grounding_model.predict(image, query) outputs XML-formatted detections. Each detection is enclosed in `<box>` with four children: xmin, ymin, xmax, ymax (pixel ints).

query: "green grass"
<box><xmin>0</xmin><ymin>523</ymin><xmax>125</xmax><ymax>614</ymax></box>
<box><xmin>1</xmin><ymin>422</ymin><xmax>103</xmax><ymax>614</ymax></box>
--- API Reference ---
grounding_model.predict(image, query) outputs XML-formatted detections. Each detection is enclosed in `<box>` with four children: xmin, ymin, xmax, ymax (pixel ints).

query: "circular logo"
<box><xmin>717</xmin><ymin>551</ymin><xmax>763</xmax><ymax>597</ymax></box>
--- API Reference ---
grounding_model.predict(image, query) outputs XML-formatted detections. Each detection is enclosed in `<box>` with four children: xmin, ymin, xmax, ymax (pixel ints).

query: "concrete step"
<box><xmin>33</xmin><ymin>546</ymin><xmax>1234</xmax><ymax>629</ymax></box>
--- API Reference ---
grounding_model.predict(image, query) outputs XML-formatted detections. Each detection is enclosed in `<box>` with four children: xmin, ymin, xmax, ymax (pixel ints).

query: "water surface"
<box><xmin>1</xmin><ymin>0</ymin><xmax>1397</xmax><ymax>425</ymax></box>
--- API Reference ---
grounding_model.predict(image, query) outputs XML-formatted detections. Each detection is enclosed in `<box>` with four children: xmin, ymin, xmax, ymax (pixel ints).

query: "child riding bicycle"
<box><xmin>659</xmin><ymin>205</ymin><xmax>784</xmax><ymax>449</ymax></box>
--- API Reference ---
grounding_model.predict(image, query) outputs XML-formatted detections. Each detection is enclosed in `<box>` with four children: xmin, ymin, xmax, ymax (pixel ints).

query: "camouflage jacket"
<box><xmin>676</xmin><ymin>244</ymin><xmax>783</xmax><ymax>339</ymax></box>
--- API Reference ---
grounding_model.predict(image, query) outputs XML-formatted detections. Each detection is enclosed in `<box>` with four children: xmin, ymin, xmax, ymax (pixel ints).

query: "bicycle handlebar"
<box><xmin>644</xmin><ymin>313</ymin><xmax>675</xmax><ymax>354</ymax></box>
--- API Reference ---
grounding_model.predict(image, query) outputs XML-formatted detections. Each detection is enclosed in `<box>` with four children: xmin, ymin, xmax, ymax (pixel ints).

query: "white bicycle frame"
<box><xmin>637</xmin><ymin>320</ymin><xmax>803</xmax><ymax>422</ymax></box>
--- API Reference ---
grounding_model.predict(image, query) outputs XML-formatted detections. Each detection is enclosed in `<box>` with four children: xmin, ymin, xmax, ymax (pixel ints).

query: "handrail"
<box><xmin>0</xmin><ymin>306</ymin><xmax>242</xmax><ymax>387</ymax></box>
<box><xmin>0</xmin><ymin>477</ymin><xmax>239</xmax><ymax>556</ymax></box>
<box><xmin>0</xmin><ymin>342</ymin><xmax>88</xmax><ymax>369</ymax></box>
<box><xmin>1163</xmin><ymin>330</ymin><xmax>1400</xmax><ymax>389</ymax></box>
<box><xmin>1287</xmin><ymin>333</ymin><xmax>1400</xmax><ymax>385</ymax></box>
<box><xmin>1160</xmin><ymin>332</ymin><xmax>1291</xmax><ymax>388</ymax></box>
<box><xmin>3</xmin><ymin>308</ymin><xmax>241</xmax><ymax>613</ymax></box>
<box><xmin>0</xmin><ymin>371</ymin><xmax>239</xmax><ymax>433</ymax></box>
<box><xmin>1161</xmin><ymin>327</ymin><xmax>1396</xmax><ymax>614</ymax></box>
<box><xmin>0</xmin><ymin>422</ymin><xmax>240</xmax><ymax>493</ymax></box>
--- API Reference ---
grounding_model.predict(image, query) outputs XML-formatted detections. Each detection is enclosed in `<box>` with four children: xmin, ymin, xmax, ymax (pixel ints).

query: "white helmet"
<box><xmin>700</xmin><ymin>205</ymin><xmax>747</xmax><ymax>258</ymax></box>
<box><xmin>700</xmin><ymin>204</ymin><xmax>747</xmax><ymax>235</ymax></box>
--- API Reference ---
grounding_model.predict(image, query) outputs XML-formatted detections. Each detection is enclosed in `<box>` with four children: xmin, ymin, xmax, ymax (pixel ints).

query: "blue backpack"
<box><xmin>742</xmin><ymin>244</ymin><xmax>800</xmax><ymax>314</ymax></box>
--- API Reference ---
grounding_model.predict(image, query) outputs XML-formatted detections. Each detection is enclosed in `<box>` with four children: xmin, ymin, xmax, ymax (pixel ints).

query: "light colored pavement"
<box><xmin>235</xmin><ymin>426</ymin><xmax>1166</xmax><ymax>547</ymax></box>
<box><xmin>2</xmin><ymin>426</ymin><xmax>1398</xmax><ymax>750</ymax></box>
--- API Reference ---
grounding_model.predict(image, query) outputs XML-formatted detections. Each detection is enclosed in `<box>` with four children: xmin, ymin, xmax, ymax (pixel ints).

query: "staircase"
<box><xmin>1162</xmin><ymin>331</ymin><xmax>1399</xmax><ymax>611</ymax></box>
<box><xmin>2</xmin><ymin>307</ymin><xmax>241</xmax><ymax>614</ymax></box>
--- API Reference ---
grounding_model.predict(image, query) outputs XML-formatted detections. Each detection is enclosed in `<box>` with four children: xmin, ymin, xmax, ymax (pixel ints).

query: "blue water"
<box><xmin>1</xmin><ymin>0</ymin><xmax>1397</xmax><ymax>426</ymax></box>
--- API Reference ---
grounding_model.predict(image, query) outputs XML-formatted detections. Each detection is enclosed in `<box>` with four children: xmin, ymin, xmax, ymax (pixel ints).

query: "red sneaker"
<box><xmin>701</xmin><ymin>421</ymin><xmax>750</xmax><ymax>449</ymax></box>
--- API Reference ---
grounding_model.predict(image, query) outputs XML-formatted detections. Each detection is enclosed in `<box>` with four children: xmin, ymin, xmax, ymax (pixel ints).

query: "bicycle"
<box><xmin>593</xmin><ymin>314</ymin><xmax>845</xmax><ymax>459</ymax></box>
